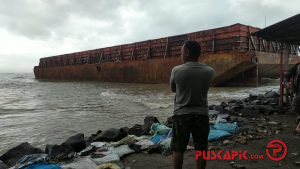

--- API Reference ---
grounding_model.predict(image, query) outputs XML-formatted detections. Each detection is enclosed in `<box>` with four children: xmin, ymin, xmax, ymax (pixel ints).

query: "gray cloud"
<box><xmin>0</xmin><ymin>0</ymin><xmax>299</xmax><ymax>72</ymax></box>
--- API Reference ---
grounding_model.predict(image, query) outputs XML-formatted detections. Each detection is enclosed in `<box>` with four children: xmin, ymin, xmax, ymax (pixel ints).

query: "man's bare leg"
<box><xmin>196</xmin><ymin>156</ymin><xmax>206</xmax><ymax>169</ymax></box>
<box><xmin>173</xmin><ymin>151</ymin><xmax>184</xmax><ymax>169</ymax></box>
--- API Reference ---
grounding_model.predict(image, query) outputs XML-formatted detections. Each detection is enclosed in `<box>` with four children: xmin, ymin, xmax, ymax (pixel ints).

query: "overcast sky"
<box><xmin>0</xmin><ymin>0</ymin><xmax>299</xmax><ymax>73</ymax></box>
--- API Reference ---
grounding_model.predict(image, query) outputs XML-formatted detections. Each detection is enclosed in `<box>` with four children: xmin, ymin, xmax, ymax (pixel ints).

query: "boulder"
<box><xmin>64</xmin><ymin>133</ymin><xmax>86</xmax><ymax>152</ymax></box>
<box><xmin>45</xmin><ymin>143</ymin><xmax>75</xmax><ymax>161</ymax></box>
<box><xmin>166</xmin><ymin>116</ymin><xmax>173</xmax><ymax>127</ymax></box>
<box><xmin>228</xmin><ymin>100</ymin><xmax>238</xmax><ymax>104</ymax></box>
<box><xmin>255</xmin><ymin>105</ymin><xmax>274</xmax><ymax>115</ymax></box>
<box><xmin>87</xmin><ymin>130</ymin><xmax>102</xmax><ymax>143</ymax></box>
<box><xmin>128</xmin><ymin>124</ymin><xmax>146</xmax><ymax>136</ymax></box>
<box><xmin>220</xmin><ymin>102</ymin><xmax>228</xmax><ymax>107</ymax></box>
<box><xmin>142</xmin><ymin>116</ymin><xmax>159</xmax><ymax>134</ymax></box>
<box><xmin>265</xmin><ymin>91</ymin><xmax>279</xmax><ymax>99</ymax></box>
<box><xmin>214</xmin><ymin>105</ymin><xmax>225</xmax><ymax>113</ymax></box>
<box><xmin>249</xmin><ymin>94</ymin><xmax>259</xmax><ymax>101</ymax></box>
<box><xmin>228</xmin><ymin>104</ymin><xmax>244</xmax><ymax>112</ymax></box>
<box><xmin>0</xmin><ymin>142</ymin><xmax>43</xmax><ymax>166</ymax></box>
<box><xmin>0</xmin><ymin>160</ymin><xmax>8</xmax><ymax>169</ymax></box>
<box><xmin>92</xmin><ymin>128</ymin><xmax>125</xmax><ymax>142</ymax></box>
<box><xmin>208</xmin><ymin>105</ymin><xmax>216</xmax><ymax>110</ymax></box>
<box><xmin>250</xmin><ymin>99</ymin><xmax>260</xmax><ymax>105</ymax></box>
<box><xmin>239</xmin><ymin>106</ymin><xmax>259</xmax><ymax>117</ymax></box>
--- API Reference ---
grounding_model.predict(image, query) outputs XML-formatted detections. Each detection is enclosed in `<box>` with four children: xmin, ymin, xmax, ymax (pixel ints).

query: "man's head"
<box><xmin>181</xmin><ymin>40</ymin><xmax>201</xmax><ymax>63</ymax></box>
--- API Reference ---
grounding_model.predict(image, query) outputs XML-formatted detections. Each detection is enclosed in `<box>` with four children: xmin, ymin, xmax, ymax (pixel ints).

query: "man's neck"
<box><xmin>184</xmin><ymin>60</ymin><xmax>198</xmax><ymax>63</ymax></box>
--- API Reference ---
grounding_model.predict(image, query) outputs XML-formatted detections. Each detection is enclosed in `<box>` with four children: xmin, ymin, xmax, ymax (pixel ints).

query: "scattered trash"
<box><xmin>294</xmin><ymin>161</ymin><xmax>300</xmax><ymax>166</ymax></box>
<box><xmin>61</xmin><ymin>157</ymin><xmax>97</xmax><ymax>169</ymax></box>
<box><xmin>90</xmin><ymin>142</ymin><xmax>106</xmax><ymax>148</ymax></box>
<box><xmin>13</xmin><ymin>154</ymin><xmax>48</xmax><ymax>169</ymax></box>
<box><xmin>208</xmin><ymin>130</ymin><xmax>231</xmax><ymax>141</ymax></box>
<box><xmin>230</xmin><ymin>161</ymin><xmax>245</xmax><ymax>169</ymax></box>
<box><xmin>213</xmin><ymin>122</ymin><xmax>238</xmax><ymax>134</ymax></box>
<box><xmin>23</xmin><ymin>163</ymin><xmax>62</xmax><ymax>169</ymax></box>
<box><xmin>97</xmin><ymin>163</ymin><xmax>121</xmax><ymax>169</ymax></box>
<box><xmin>0</xmin><ymin>142</ymin><xmax>43</xmax><ymax>166</ymax></box>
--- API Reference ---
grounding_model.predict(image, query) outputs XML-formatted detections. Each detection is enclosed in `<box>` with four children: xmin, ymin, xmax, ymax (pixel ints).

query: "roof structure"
<box><xmin>252</xmin><ymin>14</ymin><xmax>300</xmax><ymax>45</ymax></box>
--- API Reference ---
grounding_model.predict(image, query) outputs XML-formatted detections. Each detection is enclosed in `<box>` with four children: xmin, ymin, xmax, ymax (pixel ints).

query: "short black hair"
<box><xmin>183</xmin><ymin>40</ymin><xmax>201</xmax><ymax>59</ymax></box>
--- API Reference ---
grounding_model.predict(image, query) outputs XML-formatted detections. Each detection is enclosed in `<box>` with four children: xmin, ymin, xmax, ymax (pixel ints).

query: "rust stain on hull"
<box><xmin>34</xmin><ymin>52</ymin><xmax>258</xmax><ymax>85</ymax></box>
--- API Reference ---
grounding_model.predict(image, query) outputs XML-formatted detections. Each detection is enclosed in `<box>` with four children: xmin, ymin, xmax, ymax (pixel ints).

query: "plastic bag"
<box><xmin>110</xmin><ymin>145</ymin><xmax>134</xmax><ymax>158</ymax></box>
<box><xmin>208</xmin><ymin>130</ymin><xmax>231</xmax><ymax>141</ymax></box>
<box><xmin>13</xmin><ymin>154</ymin><xmax>49</xmax><ymax>169</ymax></box>
<box><xmin>150</xmin><ymin>123</ymin><xmax>170</xmax><ymax>135</ymax></box>
<box><xmin>150</xmin><ymin>134</ymin><xmax>168</xmax><ymax>144</ymax></box>
<box><xmin>213</xmin><ymin>122</ymin><xmax>238</xmax><ymax>134</ymax></box>
<box><xmin>23</xmin><ymin>163</ymin><xmax>61</xmax><ymax>169</ymax></box>
<box><xmin>97</xmin><ymin>163</ymin><xmax>121</xmax><ymax>169</ymax></box>
<box><xmin>61</xmin><ymin>157</ymin><xmax>97</xmax><ymax>169</ymax></box>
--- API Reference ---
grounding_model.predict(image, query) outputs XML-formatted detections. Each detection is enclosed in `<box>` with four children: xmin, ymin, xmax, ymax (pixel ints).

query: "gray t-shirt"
<box><xmin>170</xmin><ymin>62</ymin><xmax>215</xmax><ymax>116</ymax></box>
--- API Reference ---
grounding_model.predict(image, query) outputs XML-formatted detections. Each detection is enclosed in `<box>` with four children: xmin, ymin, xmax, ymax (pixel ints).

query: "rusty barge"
<box><xmin>34</xmin><ymin>23</ymin><xmax>300</xmax><ymax>86</ymax></box>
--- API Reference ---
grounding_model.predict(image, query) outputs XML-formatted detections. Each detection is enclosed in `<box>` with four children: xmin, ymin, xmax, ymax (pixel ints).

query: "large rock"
<box><xmin>64</xmin><ymin>133</ymin><xmax>86</xmax><ymax>152</ymax></box>
<box><xmin>128</xmin><ymin>124</ymin><xmax>146</xmax><ymax>136</ymax></box>
<box><xmin>0</xmin><ymin>142</ymin><xmax>43</xmax><ymax>166</ymax></box>
<box><xmin>92</xmin><ymin>128</ymin><xmax>126</xmax><ymax>142</ymax></box>
<box><xmin>262</xmin><ymin>98</ymin><xmax>279</xmax><ymax>105</ymax></box>
<box><xmin>255</xmin><ymin>105</ymin><xmax>275</xmax><ymax>115</ymax></box>
<box><xmin>166</xmin><ymin>116</ymin><xmax>173</xmax><ymax>127</ymax></box>
<box><xmin>87</xmin><ymin>130</ymin><xmax>102</xmax><ymax>143</ymax></box>
<box><xmin>0</xmin><ymin>160</ymin><xmax>8</xmax><ymax>169</ymax></box>
<box><xmin>45</xmin><ymin>143</ymin><xmax>75</xmax><ymax>161</ymax></box>
<box><xmin>142</xmin><ymin>116</ymin><xmax>159</xmax><ymax>134</ymax></box>
<box><xmin>239</xmin><ymin>106</ymin><xmax>259</xmax><ymax>117</ymax></box>
<box><xmin>264</xmin><ymin>91</ymin><xmax>279</xmax><ymax>99</ymax></box>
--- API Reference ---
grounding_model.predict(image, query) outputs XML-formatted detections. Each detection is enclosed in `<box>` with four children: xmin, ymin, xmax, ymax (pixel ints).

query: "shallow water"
<box><xmin>0</xmin><ymin>73</ymin><xmax>279</xmax><ymax>154</ymax></box>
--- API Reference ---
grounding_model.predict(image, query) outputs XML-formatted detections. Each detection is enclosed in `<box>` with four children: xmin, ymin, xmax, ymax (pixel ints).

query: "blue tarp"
<box><xmin>212</xmin><ymin>122</ymin><xmax>238</xmax><ymax>134</ymax></box>
<box><xmin>207</xmin><ymin>122</ymin><xmax>238</xmax><ymax>141</ymax></box>
<box><xmin>208</xmin><ymin>130</ymin><xmax>231</xmax><ymax>141</ymax></box>
<box><xmin>23</xmin><ymin>163</ymin><xmax>61</xmax><ymax>169</ymax></box>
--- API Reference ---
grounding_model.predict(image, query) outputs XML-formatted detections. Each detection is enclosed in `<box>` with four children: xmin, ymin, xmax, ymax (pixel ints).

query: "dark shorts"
<box><xmin>171</xmin><ymin>114</ymin><xmax>209</xmax><ymax>152</ymax></box>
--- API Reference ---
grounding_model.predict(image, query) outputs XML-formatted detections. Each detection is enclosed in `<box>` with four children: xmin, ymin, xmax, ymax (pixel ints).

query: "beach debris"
<box><xmin>235</xmin><ymin>136</ymin><xmax>247</xmax><ymax>144</ymax></box>
<box><xmin>12</xmin><ymin>153</ymin><xmax>48</xmax><ymax>169</ymax></box>
<box><xmin>97</xmin><ymin>162</ymin><xmax>121</xmax><ymax>169</ymax></box>
<box><xmin>61</xmin><ymin>157</ymin><xmax>97</xmax><ymax>169</ymax></box>
<box><xmin>147</xmin><ymin>144</ymin><xmax>163</xmax><ymax>154</ymax></box>
<box><xmin>230</xmin><ymin>161</ymin><xmax>246</xmax><ymax>169</ymax></box>
<box><xmin>0</xmin><ymin>142</ymin><xmax>43</xmax><ymax>167</ymax></box>
<box><xmin>294</xmin><ymin>161</ymin><xmax>300</xmax><ymax>166</ymax></box>
<box><xmin>78</xmin><ymin>146</ymin><xmax>95</xmax><ymax>156</ymax></box>
<box><xmin>23</xmin><ymin>163</ymin><xmax>61</xmax><ymax>169</ymax></box>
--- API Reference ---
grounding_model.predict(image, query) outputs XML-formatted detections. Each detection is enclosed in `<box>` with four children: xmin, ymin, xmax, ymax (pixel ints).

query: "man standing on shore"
<box><xmin>285</xmin><ymin>62</ymin><xmax>300</xmax><ymax>134</ymax></box>
<box><xmin>170</xmin><ymin>40</ymin><xmax>214</xmax><ymax>169</ymax></box>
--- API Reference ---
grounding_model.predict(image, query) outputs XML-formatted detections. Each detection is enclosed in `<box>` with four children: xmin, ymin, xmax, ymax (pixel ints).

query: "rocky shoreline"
<box><xmin>0</xmin><ymin>90</ymin><xmax>298</xmax><ymax>169</ymax></box>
